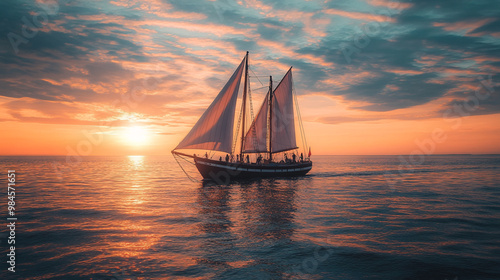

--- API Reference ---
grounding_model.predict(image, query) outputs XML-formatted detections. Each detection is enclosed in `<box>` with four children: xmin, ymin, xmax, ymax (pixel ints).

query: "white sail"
<box><xmin>271</xmin><ymin>68</ymin><xmax>297</xmax><ymax>153</ymax></box>
<box><xmin>243</xmin><ymin>91</ymin><xmax>269</xmax><ymax>153</ymax></box>
<box><xmin>174</xmin><ymin>57</ymin><xmax>246</xmax><ymax>153</ymax></box>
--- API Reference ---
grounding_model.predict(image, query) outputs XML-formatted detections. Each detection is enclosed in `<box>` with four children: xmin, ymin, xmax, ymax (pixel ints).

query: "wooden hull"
<box><xmin>193</xmin><ymin>157</ymin><xmax>312</xmax><ymax>182</ymax></box>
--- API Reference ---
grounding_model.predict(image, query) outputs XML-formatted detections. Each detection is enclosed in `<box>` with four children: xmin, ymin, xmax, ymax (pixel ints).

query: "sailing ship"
<box><xmin>172</xmin><ymin>52</ymin><xmax>312</xmax><ymax>181</ymax></box>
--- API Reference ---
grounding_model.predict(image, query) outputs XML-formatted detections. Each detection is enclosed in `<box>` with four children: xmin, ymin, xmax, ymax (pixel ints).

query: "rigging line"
<box><xmin>248</xmin><ymin>76</ymin><xmax>256</xmax><ymax>126</ymax></box>
<box><xmin>232</xmin><ymin>95</ymin><xmax>244</xmax><ymax>155</ymax></box>
<box><xmin>293</xmin><ymin>86</ymin><xmax>308</xmax><ymax>156</ymax></box>
<box><xmin>247</xmin><ymin>83</ymin><xmax>259</xmax><ymax>152</ymax></box>
<box><xmin>297</xmin><ymin>99</ymin><xmax>308</xmax><ymax>156</ymax></box>
<box><xmin>177</xmin><ymin>153</ymin><xmax>196</xmax><ymax>165</ymax></box>
<box><xmin>248</xmin><ymin>85</ymin><xmax>256</xmax><ymax>122</ymax></box>
<box><xmin>294</xmin><ymin>95</ymin><xmax>308</xmax><ymax>153</ymax></box>
<box><xmin>173</xmin><ymin>154</ymin><xmax>200</xmax><ymax>182</ymax></box>
<box><xmin>252</xmin><ymin>86</ymin><xmax>269</xmax><ymax>91</ymax></box>
<box><xmin>249</xmin><ymin>67</ymin><xmax>264</xmax><ymax>86</ymax></box>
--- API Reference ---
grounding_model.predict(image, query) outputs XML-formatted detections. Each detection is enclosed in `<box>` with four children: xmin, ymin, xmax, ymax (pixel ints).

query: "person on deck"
<box><xmin>225</xmin><ymin>154</ymin><xmax>229</xmax><ymax>162</ymax></box>
<box><xmin>292</xmin><ymin>153</ymin><xmax>296</xmax><ymax>163</ymax></box>
<box><xmin>257</xmin><ymin>155</ymin><xmax>262</xmax><ymax>164</ymax></box>
<box><xmin>246</xmin><ymin>154</ymin><xmax>250</xmax><ymax>164</ymax></box>
<box><xmin>205</xmin><ymin>152</ymin><xmax>208</xmax><ymax>158</ymax></box>
<box><xmin>300</xmin><ymin>153</ymin><xmax>303</xmax><ymax>162</ymax></box>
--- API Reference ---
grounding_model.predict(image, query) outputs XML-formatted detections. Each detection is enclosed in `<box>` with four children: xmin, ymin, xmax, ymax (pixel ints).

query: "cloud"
<box><xmin>0</xmin><ymin>0</ymin><xmax>499</xmax><ymax>129</ymax></box>
<box><xmin>324</xmin><ymin>8</ymin><xmax>395</xmax><ymax>23</ymax></box>
<box><xmin>86</xmin><ymin>61</ymin><xmax>134</xmax><ymax>84</ymax></box>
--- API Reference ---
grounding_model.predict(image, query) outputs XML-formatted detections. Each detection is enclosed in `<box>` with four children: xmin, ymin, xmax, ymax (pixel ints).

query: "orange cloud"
<box><xmin>138</xmin><ymin>19</ymin><xmax>251</xmax><ymax>37</ymax></box>
<box><xmin>258</xmin><ymin>40</ymin><xmax>335</xmax><ymax>68</ymax></box>
<box><xmin>367</xmin><ymin>0</ymin><xmax>413</xmax><ymax>9</ymax></box>
<box><xmin>433</xmin><ymin>18</ymin><xmax>496</xmax><ymax>35</ymax></box>
<box><xmin>110</xmin><ymin>0</ymin><xmax>206</xmax><ymax>20</ymax></box>
<box><xmin>240</xmin><ymin>0</ymin><xmax>273</xmax><ymax>13</ymax></box>
<box><xmin>320</xmin><ymin>71</ymin><xmax>378</xmax><ymax>91</ymax></box>
<box><xmin>435</xmin><ymin>67</ymin><xmax>488</xmax><ymax>76</ymax></box>
<box><xmin>470</xmin><ymin>56</ymin><xmax>500</xmax><ymax>63</ymax></box>
<box><xmin>384</xmin><ymin>68</ymin><xmax>425</xmax><ymax>75</ymax></box>
<box><xmin>415</xmin><ymin>55</ymin><xmax>445</xmax><ymax>67</ymax></box>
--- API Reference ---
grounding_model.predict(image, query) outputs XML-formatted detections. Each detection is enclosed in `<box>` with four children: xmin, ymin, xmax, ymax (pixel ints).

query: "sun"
<box><xmin>122</xmin><ymin>126</ymin><xmax>150</xmax><ymax>146</ymax></box>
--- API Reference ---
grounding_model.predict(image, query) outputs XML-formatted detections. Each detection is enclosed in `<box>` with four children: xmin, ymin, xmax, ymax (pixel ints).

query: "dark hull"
<box><xmin>194</xmin><ymin>157</ymin><xmax>312</xmax><ymax>182</ymax></box>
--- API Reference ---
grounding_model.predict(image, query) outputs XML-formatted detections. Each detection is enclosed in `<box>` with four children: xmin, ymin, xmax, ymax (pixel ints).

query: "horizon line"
<box><xmin>1</xmin><ymin>153</ymin><xmax>499</xmax><ymax>157</ymax></box>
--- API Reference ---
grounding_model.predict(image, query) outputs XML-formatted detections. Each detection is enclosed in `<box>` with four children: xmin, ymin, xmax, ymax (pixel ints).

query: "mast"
<box><xmin>268</xmin><ymin>75</ymin><xmax>273</xmax><ymax>162</ymax></box>
<box><xmin>239</xmin><ymin>51</ymin><xmax>249</xmax><ymax>160</ymax></box>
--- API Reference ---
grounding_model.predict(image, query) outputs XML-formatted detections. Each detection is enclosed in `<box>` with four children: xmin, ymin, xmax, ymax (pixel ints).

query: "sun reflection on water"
<box><xmin>128</xmin><ymin>155</ymin><xmax>144</xmax><ymax>168</ymax></box>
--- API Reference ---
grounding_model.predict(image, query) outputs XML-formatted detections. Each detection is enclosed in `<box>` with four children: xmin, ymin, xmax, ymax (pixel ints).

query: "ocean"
<box><xmin>0</xmin><ymin>155</ymin><xmax>499</xmax><ymax>279</ymax></box>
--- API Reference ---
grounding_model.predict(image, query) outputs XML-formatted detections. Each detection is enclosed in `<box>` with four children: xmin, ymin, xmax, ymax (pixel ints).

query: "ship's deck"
<box><xmin>193</xmin><ymin>157</ymin><xmax>312</xmax><ymax>181</ymax></box>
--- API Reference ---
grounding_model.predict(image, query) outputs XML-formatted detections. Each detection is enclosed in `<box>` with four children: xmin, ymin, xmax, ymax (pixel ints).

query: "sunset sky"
<box><xmin>1</xmin><ymin>0</ymin><xmax>499</xmax><ymax>156</ymax></box>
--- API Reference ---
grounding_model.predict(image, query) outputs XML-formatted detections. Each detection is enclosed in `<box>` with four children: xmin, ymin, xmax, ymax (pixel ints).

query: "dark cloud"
<box><xmin>440</xmin><ymin>73</ymin><xmax>500</xmax><ymax>117</ymax></box>
<box><xmin>86</xmin><ymin>61</ymin><xmax>134</xmax><ymax>84</ymax></box>
<box><xmin>344</xmin><ymin>73</ymin><xmax>452</xmax><ymax>111</ymax></box>
<box><xmin>286</xmin><ymin>0</ymin><xmax>500</xmax><ymax>113</ymax></box>
<box><xmin>471</xmin><ymin>19</ymin><xmax>500</xmax><ymax>34</ymax></box>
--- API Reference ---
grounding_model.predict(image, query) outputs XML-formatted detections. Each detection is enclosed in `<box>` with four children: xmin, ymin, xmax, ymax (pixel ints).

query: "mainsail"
<box><xmin>174</xmin><ymin>57</ymin><xmax>246</xmax><ymax>153</ymax></box>
<box><xmin>271</xmin><ymin>68</ymin><xmax>297</xmax><ymax>153</ymax></box>
<box><xmin>243</xmin><ymin>91</ymin><xmax>269</xmax><ymax>153</ymax></box>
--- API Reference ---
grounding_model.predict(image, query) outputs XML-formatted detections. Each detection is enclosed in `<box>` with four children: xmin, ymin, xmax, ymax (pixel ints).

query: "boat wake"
<box><xmin>311</xmin><ymin>165</ymin><xmax>499</xmax><ymax>178</ymax></box>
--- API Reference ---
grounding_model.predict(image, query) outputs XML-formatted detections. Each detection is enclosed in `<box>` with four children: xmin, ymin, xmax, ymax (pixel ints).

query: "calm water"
<box><xmin>1</xmin><ymin>155</ymin><xmax>500</xmax><ymax>280</ymax></box>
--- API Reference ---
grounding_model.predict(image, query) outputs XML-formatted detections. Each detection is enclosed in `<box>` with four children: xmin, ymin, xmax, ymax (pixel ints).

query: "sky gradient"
<box><xmin>1</xmin><ymin>0</ymin><xmax>499</xmax><ymax>156</ymax></box>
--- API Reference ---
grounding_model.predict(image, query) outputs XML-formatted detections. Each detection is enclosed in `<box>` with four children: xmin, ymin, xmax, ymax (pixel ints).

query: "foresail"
<box><xmin>243</xmin><ymin>91</ymin><xmax>269</xmax><ymax>153</ymax></box>
<box><xmin>271</xmin><ymin>68</ymin><xmax>297</xmax><ymax>153</ymax></box>
<box><xmin>174</xmin><ymin>57</ymin><xmax>245</xmax><ymax>153</ymax></box>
